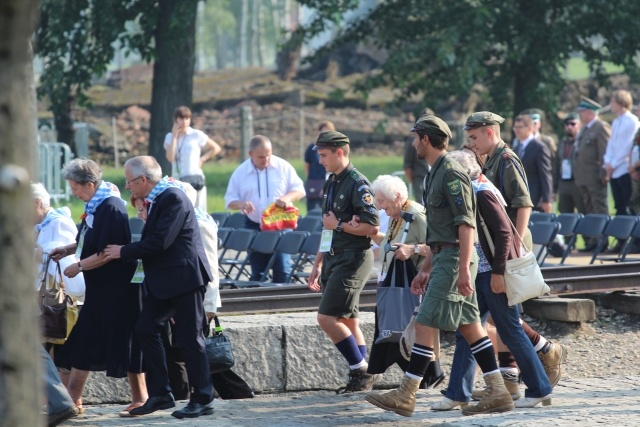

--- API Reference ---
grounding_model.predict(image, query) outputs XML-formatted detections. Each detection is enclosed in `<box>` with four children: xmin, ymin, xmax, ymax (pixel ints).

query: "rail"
<box><xmin>218</xmin><ymin>262</ymin><xmax>640</xmax><ymax>315</ymax></box>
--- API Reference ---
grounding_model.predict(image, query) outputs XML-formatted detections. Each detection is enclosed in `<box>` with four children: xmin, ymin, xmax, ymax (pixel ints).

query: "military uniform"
<box><xmin>315</xmin><ymin>132</ymin><xmax>379</xmax><ymax>318</ymax></box>
<box><xmin>554</xmin><ymin>134</ymin><xmax>586</xmax><ymax>214</ymax></box>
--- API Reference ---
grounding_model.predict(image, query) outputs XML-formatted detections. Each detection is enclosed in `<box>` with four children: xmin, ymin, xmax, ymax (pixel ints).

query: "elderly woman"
<box><xmin>49</xmin><ymin>159</ymin><xmax>147</xmax><ymax>415</ymax></box>
<box><xmin>434</xmin><ymin>149</ymin><xmax>553</xmax><ymax>410</ymax></box>
<box><xmin>363</xmin><ymin>175</ymin><xmax>445</xmax><ymax>389</ymax></box>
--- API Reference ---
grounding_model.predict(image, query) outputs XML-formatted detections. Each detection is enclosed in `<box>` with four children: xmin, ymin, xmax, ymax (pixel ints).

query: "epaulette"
<box><xmin>350</xmin><ymin>169</ymin><xmax>368</xmax><ymax>184</ymax></box>
<box><xmin>501</xmin><ymin>152</ymin><xmax>510</xmax><ymax>160</ymax></box>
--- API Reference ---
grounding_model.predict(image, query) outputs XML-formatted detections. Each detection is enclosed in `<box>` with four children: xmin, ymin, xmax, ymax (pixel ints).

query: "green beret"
<box><xmin>463</xmin><ymin>111</ymin><xmax>505</xmax><ymax>130</ymax></box>
<box><xmin>313</xmin><ymin>130</ymin><xmax>350</xmax><ymax>150</ymax></box>
<box><xmin>409</xmin><ymin>114</ymin><xmax>452</xmax><ymax>139</ymax></box>
<box><xmin>576</xmin><ymin>96</ymin><xmax>602</xmax><ymax>111</ymax></box>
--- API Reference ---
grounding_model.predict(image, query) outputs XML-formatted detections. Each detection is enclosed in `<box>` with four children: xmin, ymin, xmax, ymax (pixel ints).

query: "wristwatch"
<box><xmin>335</xmin><ymin>220</ymin><xmax>344</xmax><ymax>233</ymax></box>
<box><xmin>77</xmin><ymin>262</ymin><xmax>83</xmax><ymax>272</ymax></box>
<box><xmin>414</xmin><ymin>244</ymin><xmax>420</xmax><ymax>255</ymax></box>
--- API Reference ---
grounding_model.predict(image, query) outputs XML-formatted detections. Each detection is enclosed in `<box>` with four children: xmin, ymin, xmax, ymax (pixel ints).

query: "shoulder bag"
<box><xmin>39</xmin><ymin>256</ymin><xmax>79</xmax><ymax>344</ymax></box>
<box><xmin>204</xmin><ymin>316</ymin><xmax>235</xmax><ymax>373</ymax></box>
<box><xmin>180</xmin><ymin>174</ymin><xmax>205</xmax><ymax>191</ymax></box>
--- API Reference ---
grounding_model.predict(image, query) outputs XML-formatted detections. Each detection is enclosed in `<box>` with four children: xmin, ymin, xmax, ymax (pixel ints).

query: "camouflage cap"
<box><xmin>576</xmin><ymin>96</ymin><xmax>602</xmax><ymax>111</ymax></box>
<box><xmin>409</xmin><ymin>113</ymin><xmax>452</xmax><ymax>139</ymax></box>
<box><xmin>313</xmin><ymin>130</ymin><xmax>350</xmax><ymax>150</ymax></box>
<box><xmin>463</xmin><ymin>111</ymin><xmax>505</xmax><ymax>130</ymax></box>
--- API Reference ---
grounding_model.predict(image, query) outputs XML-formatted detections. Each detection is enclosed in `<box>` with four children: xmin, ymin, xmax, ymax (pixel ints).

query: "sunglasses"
<box><xmin>564</xmin><ymin>122</ymin><xmax>578</xmax><ymax>126</ymax></box>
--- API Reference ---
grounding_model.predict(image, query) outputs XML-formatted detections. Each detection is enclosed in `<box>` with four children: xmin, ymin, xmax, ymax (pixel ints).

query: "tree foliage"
<box><xmin>294</xmin><ymin>0</ymin><xmax>640</xmax><ymax>118</ymax></box>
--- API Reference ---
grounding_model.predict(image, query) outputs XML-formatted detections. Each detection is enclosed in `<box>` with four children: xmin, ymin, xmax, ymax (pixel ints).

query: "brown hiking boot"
<box><xmin>471</xmin><ymin>372</ymin><xmax>521</xmax><ymax>401</ymax></box>
<box><xmin>365</xmin><ymin>376</ymin><xmax>421</xmax><ymax>417</ymax></box>
<box><xmin>538</xmin><ymin>342</ymin><xmax>568</xmax><ymax>387</ymax></box>
<box><xmin>462</xmin><ymin>372</ymin><xmax>514</xmax><ymax>416</ymax></box>
<box><xmin>336</xmin><ymin>367</ymin><xmax>377</xmax><ymax>394</ymax></box>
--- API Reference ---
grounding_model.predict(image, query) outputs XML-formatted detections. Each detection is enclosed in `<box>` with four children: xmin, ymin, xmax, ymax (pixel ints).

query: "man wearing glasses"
<box><xmin>554</xmin><ymin>112</ymin><xmax>585</xmax><ymax>214</ymax></box>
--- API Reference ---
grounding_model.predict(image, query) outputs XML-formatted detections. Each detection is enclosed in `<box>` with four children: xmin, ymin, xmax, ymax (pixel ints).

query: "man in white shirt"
<box><xmin>225</xmin><ymin>135</ymin><xmax>305</xmax><ymax>282</ymax></box>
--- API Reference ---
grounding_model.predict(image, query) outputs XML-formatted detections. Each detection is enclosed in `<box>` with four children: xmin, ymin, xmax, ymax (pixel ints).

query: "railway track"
<box><xmin>218</xmin><ymin>262</ymin><xmax>640</xmax><ymax>315</ymax></box>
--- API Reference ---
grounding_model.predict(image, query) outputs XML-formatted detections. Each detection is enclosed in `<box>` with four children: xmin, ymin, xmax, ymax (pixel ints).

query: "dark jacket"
<box><xmin>476</xmin><ymin>190</ymin><xmax>520</xmax><ymax>275</ymax></box>
<box><xmin>520</xmin><ymin>138</ymin><xmax>553</xmax><ymax>207</ymax></box>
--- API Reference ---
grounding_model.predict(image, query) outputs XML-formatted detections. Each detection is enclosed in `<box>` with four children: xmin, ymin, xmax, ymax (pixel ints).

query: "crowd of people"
<box><xmin>35</xmin><ymin>92</ymin><xmax>638</xmax><ymax>424</ymax></box>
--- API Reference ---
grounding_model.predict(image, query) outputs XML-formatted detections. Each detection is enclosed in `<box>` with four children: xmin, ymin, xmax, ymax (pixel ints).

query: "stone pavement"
<box><xmin>65</xmin><ymin>375</ymin><xmax>640</xmax><ymax>427</ymax></box>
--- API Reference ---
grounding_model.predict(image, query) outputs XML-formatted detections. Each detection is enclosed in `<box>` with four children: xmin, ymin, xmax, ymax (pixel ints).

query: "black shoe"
<box><xmin>336</xmin><ymin>367</ymin><xmax>377</xmax><ymax>394</ymax></box>
<box><xmin>171</xmin><ymin>401</ymin><xmax>214</xmax><ymax>419</ymax></box>
<box><xmin>421</xmin><ymin>360</ymin><xmax>447</xmax><ymax>389</ymax></box>
<box><xmin>129</xmin><ymin>393</ymin><xmax>175</xmax><ymax>416</ymax></box>
<box><xmin>578</xmin><ymin>244</ymin><xmax>597</xmax><ymax>253</ymax></box>
<box><xmin>48</xmin><ymin>406</ymin><xmax>79</xmax><ymax>427</ymax></box>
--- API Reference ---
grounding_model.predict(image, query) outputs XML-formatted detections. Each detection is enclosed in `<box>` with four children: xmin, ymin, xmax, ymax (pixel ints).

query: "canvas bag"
<box><xmin>39</xmin><ymin>257</ymin><xmax>79</xmax><ymax>344</ymax></box>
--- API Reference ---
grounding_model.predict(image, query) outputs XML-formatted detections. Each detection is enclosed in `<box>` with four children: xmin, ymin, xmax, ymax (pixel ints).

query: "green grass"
<box><xmin>564</xmin><ymin>57</ymin><xmax>625</xmax><ymax>81</ymax></box>
<box><xmin>54</xmin><ymin>155</ymin><xmax>405</xmax><ymax>221</ymax></box>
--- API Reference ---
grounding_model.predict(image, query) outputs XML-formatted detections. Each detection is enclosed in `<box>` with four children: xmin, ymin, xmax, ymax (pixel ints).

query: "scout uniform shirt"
<box><xmin>424</xmin><ymin>153</ymin><xmax>476</xmax><ymax>245</ymax></box>
<box><xmin>322</xmin><ymin>163</ymin><xmax>379</xmax><ymax>250</ymax></box>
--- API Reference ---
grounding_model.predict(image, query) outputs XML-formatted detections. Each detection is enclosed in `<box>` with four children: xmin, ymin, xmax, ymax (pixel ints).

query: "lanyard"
<box><xmin>254</xmin><ymin>164</ymin><xmax>269</xmax><ymax>198</ymax></box>
<box><xmin>326</xmin><ymin>178</ymin><xmax>337</xmax><ymax>212</ymax></box>
<box><xmin>176</xmin><ymin>135</ymin><xmax>185</xmax><ymax>175</ymax></box>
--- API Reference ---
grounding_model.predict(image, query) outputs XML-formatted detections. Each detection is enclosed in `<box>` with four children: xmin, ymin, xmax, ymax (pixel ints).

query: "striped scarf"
<box><xmin>145</xmin><ymin>176</ymin><xmax>185</xmax><ymax>212</ymax></box>
<box><xmin>35</xmin><ymin>207</ymin><xmax>71</xmax><ymax>233</ymax></box>
<box><xmin>84</xmin><ymin>182</ymin><xmax>124</xmax><ymax>228</ymax></box>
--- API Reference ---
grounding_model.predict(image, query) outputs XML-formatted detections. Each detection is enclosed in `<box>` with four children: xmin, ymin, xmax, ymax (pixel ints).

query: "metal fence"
<box><xmin>38</xmin><ymin>142</ymin><xmax>73</xmax><ymax>204</ymax></box>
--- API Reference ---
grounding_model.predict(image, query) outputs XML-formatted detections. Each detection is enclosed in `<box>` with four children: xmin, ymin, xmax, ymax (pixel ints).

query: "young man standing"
<box><xmin>308</xmin><ymin>131</ymin><xmax>380</xmax><ymax>393</ymax></box>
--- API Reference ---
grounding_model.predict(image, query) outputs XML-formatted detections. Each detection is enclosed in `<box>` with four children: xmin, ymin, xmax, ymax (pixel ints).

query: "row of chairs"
<box><xmin>529</xmin><ymin>213</ymin><xmax>640</xmax><ymax>265</ymax></box>
<box><xmin>211</xmin><ymin>211</ymin><xmax>323</xmax><ymax>233</ymax></box>
<box><xmin>217</xmin><ymin>228</ymin><xmax>321</xmax><ymax>288</ymax></box>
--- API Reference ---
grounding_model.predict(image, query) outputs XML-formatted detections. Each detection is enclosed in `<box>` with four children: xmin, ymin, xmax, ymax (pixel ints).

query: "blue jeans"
<box><xmin>41</xmin><ymin>345</ymin><xmax>75</xmax><ymax>415</ymax></box>
<box><xmin>445</xmin><ymin>271</ymin><xmax>552</xmax><ymax>401</ymax></box>
<box><xmin>244</xmin><ymin>218</ymin><xmax>291</xmax><ymax>283</ymax></box>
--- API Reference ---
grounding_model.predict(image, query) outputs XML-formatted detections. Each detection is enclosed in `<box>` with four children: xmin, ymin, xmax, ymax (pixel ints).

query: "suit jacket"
<box><xmin>121</xmin><ymin>187</ymin><xmax>212</xmax><ymax>300</ymax></box>
<box><xmin>553</xmin><ymin>136</ymin><xmax>577</xmax><ymax>192</ymax></box>
<box><xmin>572</xmin><ymin>119</ymin><xmax>611</xmax><ymax>187</ymax></box>
<box><xmin>519</xmin><ymin>138</ymin><xmax>553</xmax><ymax>207</ymax></box>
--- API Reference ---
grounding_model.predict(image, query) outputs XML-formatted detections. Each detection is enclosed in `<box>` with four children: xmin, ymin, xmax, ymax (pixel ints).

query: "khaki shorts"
<box><xmin>318</xmin><ymin>249</ymin><xmax>373</xmax><ymax>318</ymax></box>
<box><xmin>416</xmin><ymin>247</ymin><xmax>480</xmax><ymax>331</ymax></box>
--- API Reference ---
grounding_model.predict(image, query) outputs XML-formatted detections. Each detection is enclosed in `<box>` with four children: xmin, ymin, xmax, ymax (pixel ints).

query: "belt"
<box><xmin>429</xmin><ymin>243</ymin><xmax>458</xmax><ymax>254</ymax></box>
<box><xmin>329</xmin><ymin>247</ymin><xmax>367</xmax><ymax>255</ymax></box>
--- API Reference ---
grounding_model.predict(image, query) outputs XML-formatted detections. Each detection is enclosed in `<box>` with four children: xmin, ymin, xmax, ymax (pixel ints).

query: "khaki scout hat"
<box><xmin>313</xmin><ymin>130</ymin><xmax>350</xmax><ymax>150</ymax></box>
<box><xmin>409</xmin><ymin>113</ymin><xmax>452</xmax><ymax>139</ymax></box>
<box><xmin>463</xmin><ymin>111</ymin><xmax>505</xmax><ymax>130</ymax></box>
<box><xmin>576</xmin><ymin>96</ymin><xmax>602</xmax><ymax>111</ymax></box>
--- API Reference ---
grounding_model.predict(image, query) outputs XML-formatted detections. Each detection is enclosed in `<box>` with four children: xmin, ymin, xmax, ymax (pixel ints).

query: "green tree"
<box><xmin>294</xmin><ymin>0</ymin><xmax>640</xmax><ymax>119</ymax></box>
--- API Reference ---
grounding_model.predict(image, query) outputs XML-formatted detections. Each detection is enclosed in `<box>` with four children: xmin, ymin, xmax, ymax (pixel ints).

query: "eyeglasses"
<box><xmin>564</xmin><ymin>122</ymin><xmax>578</xmax><ymax>127</ymax></box>
<box><xmin>126</xmin><ymin>176</ymin><xmax>143</xmax><ymax>185</ymax></box>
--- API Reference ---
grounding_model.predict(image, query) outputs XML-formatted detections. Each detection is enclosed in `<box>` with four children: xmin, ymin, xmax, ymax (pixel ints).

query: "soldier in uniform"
<box><xmin>573</xmin><ymin>97</ymin><xmax>611</xmax><ymax>251</ymax></box>
<box><xmin>365</xmin><ymin>114</ymin><xmax>514</xmax><ymax>418</ymax></box>
<box><xmin>308</xmin><ymin>131</ymin><xmax>380</xmax><ymax>393</ymax></box>
<box><xmin>465</xmin><ymin>111</ymin><xmax>568</xmax><ymax>390</ymax></box>
<box><xmin>554</xmin><ymin>112</ymin><xmax>585</xmax><ymax>214</ymax></box>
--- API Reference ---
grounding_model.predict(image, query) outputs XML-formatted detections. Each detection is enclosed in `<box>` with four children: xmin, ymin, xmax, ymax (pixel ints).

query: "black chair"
<box><xmin>297</xmin><ymin>216</ymin><xmax>323</xmax><ymax>233</ymax></box>
<box><xmin>529</xmin><ymin>212</ymin><xmax>556</xmax><ymax>223</ymax></box>
<box><xmin>619</xmin><ymin>219</ymin><xmax>640</xmax><ymax>262</ymax></box>
<box><xmin>231</xmin><ymin>231</ymin><xmax>283</xmax><ymax>288</ymax></box>
<box><xmin>217</xmin><ymin>227</ymin><xmax>232</xmax><ymax>250</ymax></box>
<box><xmin>561</xmin><ymin>214</ymin><xmax>610</xmax><ymax>264</ymax></box>
<box><xmin>289</xmin><ymin>232</ymin><xmax>322</xmax><ymax>284</ymax></box>
<box><xmin>306</xmin><ymin>208</ymin><xmax>323</xmax><ymax>218</ymax></box>
<box><xmin>218</xmin><ymin>229</ymin><xmax>256</xmax><ymax>287</ymax></box>
<box><xmin>210</xmin><ymin>212</ymin><xmax>230</xmax><ymax>227</ymax></box>
<box><xmin>591</xmin><ymin>215</ymin><xmax>639</xmax><ymax>264</ymax></box>
<box><xmin>224</xmin><ymin>212</ymin><xmax>247</xmax><ymax>229</ymax></box>
<box><xmin>529</xmin><ymin>221</ymin><xmax>560</xmax><ymax>265</ymax></box>
<box><xmin>547</xmin><ymin>213</ymin><xmax>583</xmax><ymax>264</ymax></box>
<box><xmin>256</xmin><ymin>231</ymin><xmax>309</xmax><ymax>285</ymax></box>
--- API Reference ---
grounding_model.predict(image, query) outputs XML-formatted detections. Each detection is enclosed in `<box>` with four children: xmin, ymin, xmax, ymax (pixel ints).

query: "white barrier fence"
<box><xmin>38</xmin><ymin>142</ymin><xmax>73</xmax><ymax>203</ymax></box>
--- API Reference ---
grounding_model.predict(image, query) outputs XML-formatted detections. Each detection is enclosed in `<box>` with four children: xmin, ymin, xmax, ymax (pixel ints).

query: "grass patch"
<box><xmin>564</xmin><ymin>57</ymin><xmax>625</xmax><ymax>81</ymax></box>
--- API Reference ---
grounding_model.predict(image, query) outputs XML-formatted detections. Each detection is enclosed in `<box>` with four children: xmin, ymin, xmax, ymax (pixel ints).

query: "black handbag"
<box><xmin>204</xmin><ymin>316</ymin><xmax>235</xmax><ymax>373</ymax></box>
<box><xmin>181</xmin><ymin>174</ymin><xmax>205</xmax><ymax>191</ymax></box>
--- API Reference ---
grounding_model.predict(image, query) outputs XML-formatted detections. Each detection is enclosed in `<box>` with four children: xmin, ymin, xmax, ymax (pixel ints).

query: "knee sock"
<box><xmin>406</xmin><ymin>344</ymin><xmax>433</xmax><ymax>381</ymax></box>
<box><xmin>470</xmin><ymin>336</ymin><xmax>499</xmax><ymax>375</ymax></box>
<box><xmin>521</xmin><ymin>319</ymin><xmax>548</xmax><ymax>352</ymax></box>
<box><xmin>358</xmin><ymin>345</ymin><xmax>367</xmax><ymax>360</ymax></box>
<box><xmin>335</xmin><ymin>335</ymin><xmax>366</xmax><ymax>369</ymax></box>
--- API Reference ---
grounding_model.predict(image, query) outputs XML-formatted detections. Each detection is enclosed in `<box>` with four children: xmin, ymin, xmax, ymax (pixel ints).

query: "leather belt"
<box><xmin>429</xmin><ymin>243</ymin><xmax>458</xmax><ymax>254</ymax></box>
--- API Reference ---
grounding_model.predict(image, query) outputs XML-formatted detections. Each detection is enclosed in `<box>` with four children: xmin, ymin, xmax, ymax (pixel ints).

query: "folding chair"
<box><xmin>224</xmin><ymin>212</ymin><xmax>247</xmax><ymax>229</ymax></box>
<box><xmin>297</xmin><ymin>216</ymin><xmax>323</xmax><ymax>233</ymax></box>
<box><xmin>619</xmin><ymin>219</ymin><xmax>640</xmax><ymax>262</ymax></box>
<box><xmin>216</xmin><ymin>227</ymin><xmax>232</xmax><ymax>249</ymax></box>
<box><xmin>210</xmin><ymin>212</ymin><xmax>230</xmax><ymax>227</ymax></box>
<box><xmin>289</xmin><ymin>232</ymin><xmax>322</xmax><ymax>284</ymax></box>
<box><xmin>529</xmin><ymin>221</ymin><xmax>560</xmax><ymax>265</ymax></box>
<box><xmin>129</xmin><ymin>217</ymin><xmax>144</xmax><ymax>242</ymax></box>
<box><xmin>529</xmin><ymin>212</ymin><xmax>556</xmax><ymax>223</ymax></box>
<box><xmin>306</xmin><ymin>208</ymin><xmax>323</xmax><ymax>217</ymax></box>
<box><xmin>218</xmin><ymin>229</ymin><xmax>256</xmax><ymax>287</ymax></box>
<box><xmin>261</xmin><ymin>231</ymin><xmax>310</xmax><ymax>284</ymax></box>
<box><xmin>561</xmin><ymin>214</ymin><xmax>610</xmax><ymax>264</ymax></box>
<box><xmin>231</xmin><ymin>231</ymin><xmax>283</xmax><ymax>288</ymax></box>
<box><xmin>548</xmin><ymin>213</ymin><xmax>583</xmax><ymax>264</ymax></box>
<box><xmin>591</xmin><ymin>215</ymin><xmax>639</xmax><ymax>264</ymax></box>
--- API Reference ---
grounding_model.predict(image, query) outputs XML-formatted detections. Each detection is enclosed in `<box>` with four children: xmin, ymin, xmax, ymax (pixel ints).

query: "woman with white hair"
<box><xmin>363</xmin><ymin>175</ymin><xmax>446</xmax><ymax>389</ymax></box>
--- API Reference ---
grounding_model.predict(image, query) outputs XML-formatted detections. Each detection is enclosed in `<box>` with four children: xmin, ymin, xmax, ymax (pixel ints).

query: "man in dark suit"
<box><xmin>104</xmin><ymin>155</ymin><xmax>214</xmax><ymax>419</ymax></box>
<box><xmin>513</xmin><ymin>114</ymin><xmax>553</xmax><ymax>213</ymax></box>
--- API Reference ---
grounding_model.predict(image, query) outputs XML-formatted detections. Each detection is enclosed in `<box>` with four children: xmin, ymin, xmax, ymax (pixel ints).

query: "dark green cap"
<box><xmin>564</xmin><ymin>112</ymin><xmax>579</xmax><ymax>123</ymax></box>
<box><xmin>463</xmin><ymin>111</ymin><xmax>505</xmax><ymax>130</ymax></box>
<box><xmin>313</xmin><ymin>130</ymin><xmax>350</xmax><ymax>150</ymax></box>
<box><xmin>409</xmin><ymin>114</ymin><xmax>452</xmax><ymax>139</ymax></box>
<box><xmin>576</xmin><ymin>96</ymin><xmax>601</xmax><ymax>111</ymax></box>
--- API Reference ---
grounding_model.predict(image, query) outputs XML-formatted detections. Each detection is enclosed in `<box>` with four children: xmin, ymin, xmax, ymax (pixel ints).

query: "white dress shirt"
<box><xmin>224</xmin><ymin>155</ymin><xmax>305</xmax><ymax>224</ymax></box>
<box><xmin>603</xmin><ymin>111</ymin><xmax>640</xmax><ymax>178</ymax></box>
<box><xmin>35</xmin><ymin>209</ymin><xmax>78</xmax><ymax>291</ymax></box>
<box><xmin>163</xmin><ymin>127</ymin><xmax>208</xmax><ymax>178</ymax></box>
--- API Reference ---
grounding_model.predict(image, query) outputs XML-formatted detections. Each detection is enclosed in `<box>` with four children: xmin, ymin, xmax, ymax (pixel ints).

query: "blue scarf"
<box><xmin>145</xmin><ymin>176</ymin><xmax>185</xmax><ymax>212</ymax></box>
<box><xmin>84</xmin><ymin>181</ymin><xmax>124</xmax><ymax>228</ymax></box>
<box><xmin>195</xmin><ymin>207</ymin><xmax>214</xmax><ymax>224</ymax></box>
<box><xmin>472</xmin><ymin>173</ymin><xmax>507</xmax><ymax>206</ymax></box>
<box><xmin>35</xmin><ymin>207</ymin><xmax>71</xmax><ymax>233</ymax></box>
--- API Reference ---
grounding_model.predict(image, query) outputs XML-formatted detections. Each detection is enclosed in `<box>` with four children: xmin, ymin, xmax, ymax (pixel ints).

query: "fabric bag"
<box><xmin>478</xmin><ymin>213</ymin><xmax>550</xmax><ymax>307</ymax></box>
<box><xmin>375</xmin><ymin>257</ymin><xmax>420</xmax><ymax>344</ymax></box>
<box><xmin>260</xmin><ymin>202</ymin><xmax>299</xmax><ymax>231</ymax></box>
<box><xmin>204</xmin><ymin>316</ymin><xmax>235</xmax><ymax>373</ymax></box>
<box><xmin>399</xmin><ymin>305</ymin><xmax>418</xmax><ymax>361</ymax></box>
<box><xmin>304</xmin><ymin>179</ymin><xmax>325</xmax><ymax>200</ymax></box>
<box><xmin>181</xmin><ymin>174</ymin><xmax>205</xmax><ymax>191</ymax></box>
<box><xmin>39</xmin><ymin>258</ymin><xmax>79</xmax><ymax>344</ymax></box>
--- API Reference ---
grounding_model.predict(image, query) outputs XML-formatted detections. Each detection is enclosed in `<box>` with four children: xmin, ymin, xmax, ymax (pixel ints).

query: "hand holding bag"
<box><xmin>260</xmin><ymin>202</ymin><xmax>299</xmax><ymax>231</ymax></box>
<box><xmin>478</xmin><ymin>212</ymin><xmax>550</xmax><ymax>306</ymax></box>
<box><xmin>204</xmin><ymin>316</ymin><xmax>235</xmax><ymax>373</ymax></box>
<box><xmin>39</xmin><ymin>257</ymin><xmax>79</xmax><ymax>344</ymax></box>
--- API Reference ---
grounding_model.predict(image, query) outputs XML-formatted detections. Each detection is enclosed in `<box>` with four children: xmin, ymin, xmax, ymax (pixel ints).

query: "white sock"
<box><xmin>534</xmin><ymin>336</ymin><xmax>548</xmax><ymax>352</ymax></box>
<box><xmin>405</xmin><ymin>372</ymin><xmax>422</xmax><ymax>381</ymax></box>
<box><xmin>350</xmin><ymin>360</ymin><xmax>367</xmax><ymax>370</ymax></box>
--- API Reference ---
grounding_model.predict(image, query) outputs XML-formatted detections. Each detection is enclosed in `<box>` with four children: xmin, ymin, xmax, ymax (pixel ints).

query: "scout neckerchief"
<box><xmin>145</xmin><ymin>176</ymin><xmax>185</xmax><ymax>214</ymax></box>
<box><xmin>83</xmin><ymin>181</ymin><xmax>124</xmax><ymax>229</ymax></box>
